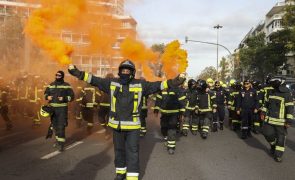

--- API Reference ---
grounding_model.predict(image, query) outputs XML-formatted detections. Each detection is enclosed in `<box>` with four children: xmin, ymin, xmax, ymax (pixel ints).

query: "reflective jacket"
<box><xmin>44</xmin><ymin>81</ymin><xmax>74</xmax><ymax>107</ymax></box>
<box><xmin>228</xmin><ymin>90</ymin><xmax>239</xmax><ymax>111</ymax></box>
<box><xmin>83</xmin><ymin>73</ymin><xmax>169</xmax><ymax>130</ymax></box>
<box><xmin>154</xmin><ymin>87</ymin><xmax>186</xmax><ymax>114</ymax></box>
<box><xmin>184</xmin><ymin>88</ymin><xmax>198</xmax><ymax>111</ymax></box>
<box><xmin>76</xmin><ymin>86</ymin><xmax>100</xmax><ymax>108</ymax></box>
<box><xmin>261</xmin><ymin>84</ymin><xmax>274</xmax><ymax>106</ymax></box>
<box><xmin>196</xmin><ymin>90</ymin><xmax>217</xmax><ymax>113</ymax></box>
<box><xmin>262</xmin><ymin>86</ymin><xmax>294</xmax><ymax>126</ymax></box>
<box><xmin>213</xmin><ymin>87</ymin><xmax>227</xmax><ymax>105</ymax></box>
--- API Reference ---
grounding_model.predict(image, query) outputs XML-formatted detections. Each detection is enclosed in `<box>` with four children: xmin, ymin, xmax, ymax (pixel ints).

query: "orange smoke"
<box><xmin>120</xmin><ymin>38</ymin><xmax>162</xmax><ymax>81</ymax></box>
<box><xmin>161</xmin><ymin>40</ymin><xmax>188</xmax><ymax>79</ymax></box>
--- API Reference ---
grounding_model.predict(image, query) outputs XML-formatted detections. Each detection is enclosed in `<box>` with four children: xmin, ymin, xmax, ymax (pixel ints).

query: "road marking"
<box><xmin>41</xmin><ymin>141</ymin><xmax>83</xmax><ymax>160</ymax></box>
<box><xmin>0</xmin><ymin>131</ymin><xmax>26</xmax><ymax>140</ymax></box>
<box><xmin>96</xmin><ymin>129</ymin><xmax>106</xmax><ymax>134</ymax></box>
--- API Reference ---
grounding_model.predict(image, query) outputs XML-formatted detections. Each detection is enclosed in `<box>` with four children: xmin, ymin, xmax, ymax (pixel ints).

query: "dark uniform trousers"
<box><xmin>184</xmin><ymin>110</ymin><xmax>198</xmax><ymax>132</ymax></box>
<box><xmin>113</xmin><ymin>129</ymin><xmax>140</xmax><ymax>173</ymax></box>
<box><xmin>82</xmin><ymin>107</ymin><xmax>94</xmax><ymax>127</ymax></box>
<box><xmin>1</xmin><ymin>105</ymin><xmax>11</xmax><ymax>128</ymax></box>
<box><xmin>213</xmin><ymin>105</ymin><xmax>225</xmax><ymax>127</ymax></box>
<box><xmin>140</xmin><ymin>109</ymin><xmax>148</xmax><ymax>134</ymax></box>
<box><xmin>262</xmin><ymin>123</ymin><xmax>286</xmax><ymax>157</ymax></box>
<box><xmin>160</xmin><ymin>114</ymin><xmax>178</xmax><ymax>149</ymax></box>
<box><xmin>51</xmin><ymin>107</ymin><xmax>68</xmax><ymax>144</ymax></box>
<box><xmin>197</xmin><ymin>112</ymin><xmax>211</xmax><ymax>134</ymax></box>
<box><xmin>241</xmin><ymin>109</ymin><xmax>254</xmax><ymax>131</ymax></box>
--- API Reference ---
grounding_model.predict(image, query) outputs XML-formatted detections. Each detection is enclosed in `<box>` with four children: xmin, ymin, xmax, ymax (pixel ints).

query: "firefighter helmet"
<box><xmin>198</xmin><ymin>79</ymin><xmax>208</xmax><ymax>90</ymax></box>
<box><xmin>118</xmin><ymin>60</ymin><xmax>136</xmax><ymax>77</ymax></box>
<box><xmin>229</xmin><ymin>79</ymin><xmax>236</xmax><ymax>85</ymax></box>
<box><xmin>40</xmin><ymin>105</ymin><xmax>53</xmax><ymax>117</ymax></box>
<box><xmin>188</xmin><ymin>79</ymin><xmax>197</xmax><ymax>89</ymax></box>
<box><xmin>206</xmin><ymin>78</ymin><xmax>214</xmax><ymax>84</ymax></box>
<box><xmin>265</xmin><ymin>73</ymin><xmax>273</xmax><ymax>84</ymax></box>
<box><xmin>269</xmin><ymin>77</ymin><xmax>285</xmax><ymax>89</ymax></box>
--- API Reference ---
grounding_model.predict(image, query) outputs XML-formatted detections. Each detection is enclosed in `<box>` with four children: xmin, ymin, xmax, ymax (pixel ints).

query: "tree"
<box><xmin>197</xmin><ymin>66</ymin><xmax>217</xmax><ymax>80</ymax></box>
<box><xmin>219</xmin><ymin>57</ymin><xmax>230</xmax><ymax>82</ymax></box>
<box><xmin>150</xmin><ymin>43</ymin><xmax>165</xmax><ymax>77</ymax></box>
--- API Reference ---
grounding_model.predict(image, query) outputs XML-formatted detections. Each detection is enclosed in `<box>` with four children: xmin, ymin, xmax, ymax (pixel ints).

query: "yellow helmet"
<box><xmin>206</xmin><ymin>78</ymin><xmax>214</xmax><ymax>84</ymax></box>
<box><xmin>222</xmin><ymin>84</ymin><xmax>227</xmax><ymax>88</ymax></box>
<box><xmin>219</xmin><ymin>81</ymin><xmax>224</xmax><ymax>85</ymax></box>
<box><xmin>40</xmin><ymin>105</ymin><xmax>52</xmax><ymax>117</ymax></box>
<box><xmin>230</xmin><ymin>79</ymin><xmax>236</xmax><ymax>85</ymax></box>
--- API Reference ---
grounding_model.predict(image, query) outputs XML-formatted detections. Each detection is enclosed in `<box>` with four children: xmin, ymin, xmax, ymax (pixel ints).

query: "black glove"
<box><xmin>167</xmin><ymin>73</ymin><xmax>186</xmax><ymax>88</ymax></box>
<box><xmin>68</xmin><ymin>64</ymin><xmax>85</xmax><ymax>80</ymax></box>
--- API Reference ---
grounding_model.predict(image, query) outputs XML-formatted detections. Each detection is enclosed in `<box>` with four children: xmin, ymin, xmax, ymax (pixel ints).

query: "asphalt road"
<box><xmin>1</xmin><ymin>112</ymin><xmax>295</xmax><ymax>180</ymax></box>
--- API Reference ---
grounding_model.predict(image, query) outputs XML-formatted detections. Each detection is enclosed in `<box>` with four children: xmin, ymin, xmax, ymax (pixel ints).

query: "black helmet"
<box><xmin>198</xmin><ymin>79</ymin><xmax>207</xmax><ymax>90</ymax></box>
<box><xmin>265</xmin><ymin>73</ymin><xmax>273</xmax><ymax>84</ymax></box>
<box><xmin>118</xmin><ymin>60</ymin><xmax>136</xmax><ymax>77</ymax></box>
<box><xmin>269</xmin><ymin>77</ymin><xmax>285</xmax><ymax>89</ymax></box>
<box><xmin>188</xmin><ymin>79</ymin><xmax>197</xmax><ymax>89</ymax></box>
<box><xmin>252</xmin><ymin>80</ymin><xmax>261</xmax><ymax>88</ymax></box>
<box><xmin>234</xmin><ymin>81</ymin><xmax>241</xmax><ymax>90</ymax></box>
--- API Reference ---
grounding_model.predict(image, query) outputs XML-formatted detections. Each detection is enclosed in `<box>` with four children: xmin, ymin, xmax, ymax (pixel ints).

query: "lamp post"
<box><xmin>214</xmin><ymin>24</ymin><xmax>223</xmax><ymax>80</ymax></box>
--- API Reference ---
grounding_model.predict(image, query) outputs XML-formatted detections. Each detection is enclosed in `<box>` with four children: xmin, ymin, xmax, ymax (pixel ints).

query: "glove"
<box><xmin>68</xmin><ymin>64</ymin><xmax>85</xmax><ymax>80</ymax></box>
<box><xmin>167</xmin><ymin>73</ymin><xmax>186</xmax><ymax>88</ymax></box>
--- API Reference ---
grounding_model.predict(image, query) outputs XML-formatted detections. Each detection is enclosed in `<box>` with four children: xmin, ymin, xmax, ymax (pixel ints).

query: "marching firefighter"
<box><xmin>227</xmin><ymin>79</ymin><xmax>236</xmax><ymax>128</ymax></box>
<box><xmin>262</xmin><ymin>77</ymin><xmax>294</xmax><ymax>162</ymax></box>
<box><xmin>212</xmin><ymin>80</ymin><xmax>227</xmax><ymax>132</ymax></box>
<box><xmin>154</xmin><ymin>85</ymin><xmax>186</xmax><ymax>154</ymax></box>
<box><xmin>68</xmin><ymin>60</ymin><xmax>186</xmax><ymax>180</ymax></box>
<box><xmin>252</xmin><ymin>80</ymin><xmax>264</xmax><ymax>133</ymax></box>
<box><xmin>262</xmin><ymin>73</ymin><xmax>274</xmax><ymax>106</ymax></box>
<box><xmin>97</xmin><ymin>73</ymin><xmax>114</xmax><ymax>139</ymax></box>
<box><xmin>44</xmin><ymin>71</ymin><xmax>74</xmax><ymax>151</ymax></box>
<box><xmin>0</xmin><ymin>77</ymin><xmax>12</xmax><ymax>130</ymax></box>
<box><xmin>196</xmin><ymin>79</ymin><xmax>217</xmax><ymax>139</ymax></box>
<box><xmin>140</xmin><ymin>94</ymin><xmax>149</xmax><ymax>137</ymax></box>
<box><xmin>182</xmin><ymin>79</ymin><xmax>198</xmax><ymax>136</ymax></box>
<box><xmin>76</xmin><ymin>83</ymin><xmax>100</xmax><ymax>134</ymax></box>
<box><xmin>236</xmin><ymin>79</ymin><xmax>259</xmax><ymax>139</ymax></box>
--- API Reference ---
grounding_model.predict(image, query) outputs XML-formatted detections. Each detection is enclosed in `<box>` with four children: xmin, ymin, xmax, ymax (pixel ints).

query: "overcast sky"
<box><xmin>125</xmin><ymin>0</ymin><xmax>280</xmax><ymax>77</ymax></box>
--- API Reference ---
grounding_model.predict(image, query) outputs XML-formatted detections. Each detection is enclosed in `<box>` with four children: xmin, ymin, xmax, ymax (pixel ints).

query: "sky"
<box><xmin>125</xmin><ymin>0</ymin><xmax>280</xmax><ymax>77</ymax></box>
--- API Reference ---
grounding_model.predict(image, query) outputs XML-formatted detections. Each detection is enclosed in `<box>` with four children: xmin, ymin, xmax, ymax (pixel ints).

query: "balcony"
<box><xmin>266</xmin><ymin>2</ymin><xmax>286</xmax><ymax>17</ymax></box>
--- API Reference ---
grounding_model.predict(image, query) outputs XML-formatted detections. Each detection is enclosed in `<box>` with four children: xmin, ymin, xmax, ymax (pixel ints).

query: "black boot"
<box><xmin>212</xmin><ymin>123</ymin><xmax>218</xmax><ymax>132</ymax></box>
<box><xmin>219</xmin><ymin>123</ymin><xmax>223</xmax><ymax>130</ymax></box>
<box><xmin>58</xmin><ymin>142</ymin><xmax>65</xmax><ymax>152</ymax></box>
<box><xmin>191</xmin><ymin>130</ymin><xmax>197</xmax><ymax>136</ymax></box>
<box><xmin>182</xmin><ymin>130</ymin><xmax>188</xmax><ymax>136</ymax></box>
<box><xmin>274</xmin><ymin>156</ymin><xmax>282</xmax><ymax>163</ymax></box>
<box><xmin>270</xmin><ymin>145</ymin><xmax>275</xmax><ymax>155</ymax></box>
<box><xmin>114</xmin><ymin>174</ymin><xmax>126</xmax><ymax>180</ymax></box>
<box><xmin>201</xmin><ymin>132</ymin><xmax>208</xmax><ymax>139</ymax></box>
<box><xmin>247</xmin><ymin>129</ymin><xmax>252</xmax><ymax>137</ymax></box>
<box><xmin>241</xmin><ymin>130</ymin><xmax>247</xmax><ymax>139</ymax></box>
<box><xmin>168</xmin><ymin>148</ymin><xmax>175</xmax><ymax>155</ymax></box>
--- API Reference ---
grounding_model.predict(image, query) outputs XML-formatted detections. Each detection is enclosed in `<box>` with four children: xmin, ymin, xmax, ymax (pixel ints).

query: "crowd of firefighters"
<box><xmin>0</xmin><ymin>61</ymin><xmax>295</xmax><ymax>179</ymax></box>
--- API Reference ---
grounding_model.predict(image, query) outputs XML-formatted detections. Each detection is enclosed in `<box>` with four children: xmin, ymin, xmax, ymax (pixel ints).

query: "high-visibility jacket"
<box><xmin>261</xmin><ymin>84</ymin><xmax>274</xmax><ymax>106</ymax></box>
<box><xmin>0</xmin><ymin>86</ymin><xmax>9</xmax><ymax>107</ymax></box>
<box><xmin>82</xmin><ymin>73</ymin><xmax>170</xmax><ymax>130</ymax></box>
<box><xmin>76</xmin><ymin>86</ymin><xmax>100</xmax><ymax>108</ymax></box>
<box><xmin>154</xmin><ymin>87</ymin><xmax>186</xmax><ymax>114</ymax></box>
<box><xmin>228</xmin><ymin>90</ymin><xmax>239</xmax><ymax>111</ymax></box>
<box><xmin>99</xmin><ymin>90</ymin><xmax>110</xmax><ymax>108</ymax></box>
<box><xmin>142</xmin><ymin>95</ymin><xmax>148</xmax><ymax>110</ymax></box>
<box><xmin>44</xmin><ymin>81</ymin><xmax>74</xmax><ymax>107</ymax></box>
<box><xmin>262</xmin><ymin>86</ymin><xmax>294</xmax><ymax>126</ymax></box>
<box><xmin>196</xmin><ymin>90</ymin><xmax>217</xmax><ymax>113</ymax></box>
<box><xmin>184</xmin><ymin>88</ymin><xmax>198</xmax><ymax>111</ymax></box>
<box><xmin>28</xmin><ymin>83</ymin><xmax>43</xmax><ymax>104</ymax></box>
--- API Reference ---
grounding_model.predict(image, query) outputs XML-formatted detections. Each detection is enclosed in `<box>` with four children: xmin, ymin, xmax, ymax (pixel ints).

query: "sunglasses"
<box><xmin>56</xmin><ymin>74</ymin><xmax>62</xmax><ymax>77</ymax></box>
<box><xmin>215</xmin><ymin>85</ymin><xmax>220</xmax><ymax>87</ymax></box>
<box><xmin>244</xmin><ymin>83</ymin><xmax>250</xmax><ymax>85</ymax></box>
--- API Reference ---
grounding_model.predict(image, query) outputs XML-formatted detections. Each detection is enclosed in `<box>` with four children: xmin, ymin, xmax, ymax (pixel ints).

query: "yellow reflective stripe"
<box><xmin>108</xmin><ymin>122</ymin><xmax>141</xmax><ymax>130</ymax></box>
<box><xmin>116</xmin><ymin>168</ymin><xmax>127</xmax><ymax>175</ymax></box>
<box><xmin>161</xmin><ymin>80</ymin><xmax>168</xmax><ymax>90</ymax></box>
<box><xmin>178</xmin><ymin>96</ymin><xmax>186</xmax><ymax>101</ymax></box>
<box><xmin>160</xmin><ymin>109</ymin><xmax>180</xmax><ymax>113</ymax></box>
<box><xmin>186</xmin><ymin>107</ymin><xmax>195</xmax><ymax>110</ymax></box>
<box><xmin>179</xmin><ymin>108</ymin><xmax>185</xmax><ymax>112</ymax></box>
<box><xmin>49</xmin><ymin>103</ymin><xmax>67</xmax><ymax>107</ymax></box>
<box><xmin>126</xmin><ymin>176</ymin><xmax>138</xmax><ymax>180</ymax></box>
<box><xmin>269</xmin><ymin>95</ymin><xmax>285</xmax><ymax>101</ymax></box>
<box><xmin>275</xmin><ymin>146</ymin><xmax>285</xmax><ymax>152</ymax></box>
<box><xmin>48</xmin><ymin>85</ymin><xmax>72</xmax><ymax>89</ymax></box>
<box><xmin>83</xmin><ymin>72</ymin><xmax>89</xmax><ymax>82</ymax></box>
<box><xmin>199</xmin><ymin>109</ymin><xmax>212</xmax><ymax>112</ymax></box>
<box><xmin>162</xmin><ymin>92</ymin><xmax>168</xmax><ymax>94</ymax></box>
<box><xmin>169</xmin><ymin>92</ymin><xmax>175</xmax><ymax>95</ymax></box>
<box><xmin>156</xmin><ymin>94</ymin><xmax>162</xmax><ymax>99</ymax></box>
<box><xmin>56</xmin><ymin>136</ymin><xmax>65</xmax><ymax>142</ymax></box>
<box><xmin>254</xmin><ymin>122</ymin><xmax>260</xmax><ymax>126</ymax></box>
<box><xmin>285</xmin><ymin>102</ymin><xmax>294</xmax><ymax>106</ymax></box>
<box><xmin>287</xmin><ymin>114</ymin><xmax>294</xmax><ymax>119</ymax></box>
<box><xmin>76</xmin><ymin>97</ymin><xmax>82</xmax><ymax>102</ymax></box>
<box><xmin>99</xmin><ymin>103</ymin><xmax>110</xmax><ymax>106</ymax></box>
<box><xmin>232</xmin><ymin>120</ymin><xmax>240</xmax><ymax>123</ymax></box>
<box><xmin>261</xmin><ymin>107</ymin><xmax>267</xmax><ymax>112</ymax></box>
<box><xmin>129</xmin><ymin>87</ymin><xmax>142</xmax><ymax>92</ymax></box>
<box><xmin>110</xmin><ymin>85</ymin><xmax>116</xmax><ymax>90</ymax></box>
<box><xmin>211</xmin><ymin>96</ymin><xmax>216</xmax><ymax>99</ymax></box>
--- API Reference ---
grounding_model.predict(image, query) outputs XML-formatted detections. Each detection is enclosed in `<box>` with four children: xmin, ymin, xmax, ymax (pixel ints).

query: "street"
<box><xmin>1</xmin><ymin>112</ymin><xmax>295</xmax><ymax>180</ymax></box>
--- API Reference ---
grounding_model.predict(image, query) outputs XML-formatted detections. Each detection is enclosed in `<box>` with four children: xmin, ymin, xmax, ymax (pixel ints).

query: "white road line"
<box><xmin>41</xmin><ymin>141</ymin><xmax>83</xmax><ymax>160</ymax></box>
<box><xmin>0</xmin><ymin>131</ymin><xmax>26</xmax><ymax>140</ymax></box>
<box><xmin>96</xmin><ymin>129</ymin><xmax>106</xmax><ymax>134</ymax></box>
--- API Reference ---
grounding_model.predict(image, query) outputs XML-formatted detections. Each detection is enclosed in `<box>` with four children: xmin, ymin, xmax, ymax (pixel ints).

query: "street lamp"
<box><xmin>214</xmin><ymin>24</ymin><xmax>223</xmax><ymax>80</ymax></box>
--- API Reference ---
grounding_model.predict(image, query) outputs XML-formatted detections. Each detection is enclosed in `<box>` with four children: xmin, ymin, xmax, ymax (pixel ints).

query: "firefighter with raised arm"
<box><xmin>68</xmin><ymin>60</ymin><xmax>186</xmax><ymax>180</ymax></box>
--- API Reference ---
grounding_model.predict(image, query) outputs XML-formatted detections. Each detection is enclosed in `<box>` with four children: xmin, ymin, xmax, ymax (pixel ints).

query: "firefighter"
<box><xmin>44</xmin><ymin>71</ymin><xmax>74</xmax><ymax>152</ymax></box>
<box><xmin>28</xmin><ymin>75</ymin><xmax>44</xmax><ymax>126</ymax></box>
<box><xmin>262</xmin><ymin>77</ymin><xmax>294</xmax><ymax>162</ymax></box>
<box><xmin>68</xmin><ymin>60</ymin><xmax>186</xmax><ymax>180</ymax></box>
<box><xmin>212</xmin><ymin>80</ymin><xmax>227</xmax><ymax>131</ymax></box>
<box><xmin>196</xmin><ymin>80</ymin><xmax>217</xmax><ymax>139</ymax></box>
<box><xmin>236</xmin><ymin>79</ymin><xmax>259</xmax><ymax>139</ymax></box>
<box><xmin>140</xmin><ymin>94</ymin><xmax>149</xmax><ymax>137</ymax></box>
<box><xmin>76</xmin><ymin>83</ymin><xmax>99</xmax><ymax>134</ymax></box>
<box><xmin>261</xmin><ymin>73</ymin><xmax>274</xmax><ymax>106</ymax></box>
<box><xmin>154</xmin><ymin>86</ymin><xmax>186</xmax><ymax>154</ymax></box>
<box><xmin>228</xmin><ymin>81</ymin><xmax>241</xmax><ymax>131</ymax></box>
<box><xmin>252</xmin><ymin>80</ymin><xmax>264</xmax><ymax>133</ymax></box>
<box><xmin>227</xmin><ymin>79</ymin><xmax>236</xmax><ymax>127</ymax></box>
<box><xmin>206</xmin><ymin>78</ymin><xmax>214</xmax><ymax>90</ymax></box>
<box><xmin>182</xmin><ymin>79</ymin><xmax>198</xmax><ymax>136</ymax></box>
<box><xmin>0</xmin><ymin>77</ymin><xmax>12</xmax><ymax>130</ymax></box>
<box><xmin>97</xmin><ymin>73</ymin><xmax>114</xmax><ymax>139</ymax></box>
